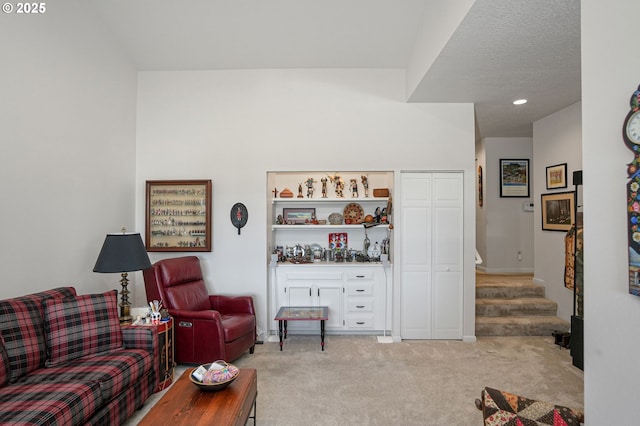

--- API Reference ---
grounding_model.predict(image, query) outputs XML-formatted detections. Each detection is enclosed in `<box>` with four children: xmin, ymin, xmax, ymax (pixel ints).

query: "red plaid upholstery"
<box><xmin>0</xmin><ymin>381</ymin><xmax>102</xmax><ymax>425</ymax></box>
<box><xmin>122</xmin><ymin>325</ymin><xmax>160</xmax><ymax>391</ymax></box>
<box><xmin>0</xmin><ymin>336</ymin><xmax>9</xmax><ymax>387</ymax></box>
<box><xmin>0</xmin><ymin>289</ymin><xmax>159</xmax><ymax>425</ymax></box>
<box><xmin>0</xmin><ymin>287</ymin><xmax>76</xmax><ymax>383</ymax></box>
<box><xmin>43</xmin><ymin>290</ymin><xmax>123</xmax><ymax>366</ymax></box>
<box><xmin>85</xmin><ymin>368</ymin><xmax>156</xmax><ymax>426</ymax></box>
<box><xmin>22</xmin><ymin>349</ymin><xmax>154</xmax><ymax>401</ymax></box>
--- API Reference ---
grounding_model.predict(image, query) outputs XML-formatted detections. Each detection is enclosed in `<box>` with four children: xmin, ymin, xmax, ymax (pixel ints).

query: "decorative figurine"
<box><xmin>350</xmin><ymin>179</ymin><xmax>358</xmax><ymax>197</ymax></box>
<box><xmin>305</xmin><ymin>177</ymin><xmax>315</xmax><ymax>198</ymax></box>
<box><xmin>321</xmin><ymin>177</ymin><xmax>328</xmax><ymax>198</ymax></box>
<box><xmin>328</xmin><ymin>174</ymin><xmax>345</xmax><ymax>198</ymax></box>
<box><xmin>297</xmin><ymin>183</ymin><xmax>304</xmax><ymax>198</ymax></box>
<box><xmin>361</xmin><ymin>175</ymin><xmax>369</xmax><ymax>197</ymax></box>
<box><xmin>272</xmin><ymin>187</ymin><xmax>279</xmax><ymax>198</ymax></box>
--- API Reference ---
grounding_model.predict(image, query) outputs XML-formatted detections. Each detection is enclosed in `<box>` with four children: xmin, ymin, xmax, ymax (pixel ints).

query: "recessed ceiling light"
<box><xmin>513</xmin><ymin>99</ymin><xmax>528</xmax><ymax>105</ymax></box>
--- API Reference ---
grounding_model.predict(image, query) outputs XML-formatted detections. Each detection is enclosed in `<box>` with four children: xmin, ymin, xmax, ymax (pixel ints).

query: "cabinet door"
<box><xmin>287</xmin><ymin>284</ymin><xmax>313</xmax><ymax>306</ymax></box>
<box><xmin>317</xmin><ymin>285</ymin><xmax>343</xmax><ymax>330</ymax></box>
<box><xmin>400</xmin><ymin>172</ymin><xmax>463</xmax><ymax>340</ymax></box>
<box><xmin>284</xmin><ymin>284</ymin><xmax>313</xmax><ymax>332</ymax></box>
<box><xmin>432</xmin><ymin>173</ymin><xmax>463</xmax><ymax>339</ymax></box>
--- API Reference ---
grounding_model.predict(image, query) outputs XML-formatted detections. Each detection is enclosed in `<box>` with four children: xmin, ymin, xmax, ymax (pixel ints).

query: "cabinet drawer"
<box><xmin>345</xmin><ymin>271</ymin><xmax>375</xmax><ymax>281</ymax></box>
<box><xmin>347</xmin><ymin>299</ymin><xmax>374</xmax><ymax>312</ymax></box>
<box><xmin>346</xmin><ymin>316</ymin><xmax>375</xmax><ymax>329</ymax></box>
<box><xmin>285</xmin><ymin>271</ymin><xmax>343</xmax><ymax>281</ymax></box>
<box><xmin>346</xmin><ymin>283</ymin><xmax>374</xmax><ymax>296</ymax></box>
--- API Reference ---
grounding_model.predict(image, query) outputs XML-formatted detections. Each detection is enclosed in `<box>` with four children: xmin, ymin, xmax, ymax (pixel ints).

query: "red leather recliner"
<box><xmin>142</xmin><ymin>256</ymin><xmax>256</xmax><ymax>364</ymax></box>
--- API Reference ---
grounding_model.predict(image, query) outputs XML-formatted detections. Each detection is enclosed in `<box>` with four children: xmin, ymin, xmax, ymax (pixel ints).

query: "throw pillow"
<box><xmin>481</xmin><ymin>387</ymin><xmax>583</xmax><ymax>426</ymax></box>
<box><xmin>43</xmin><ymin>290</ymin><xmax>123</xmax><ymax>366</ymax></box>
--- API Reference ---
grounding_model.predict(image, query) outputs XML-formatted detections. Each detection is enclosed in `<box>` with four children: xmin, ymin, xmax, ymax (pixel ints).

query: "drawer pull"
<box><xmin>356</xmin><ymin>321</ymin><xmax>365</xmax><ymax>325</ymax></box>
<box><xmin>356</xmin><ymin>289</ymin><xmax>365</xmax><ymax>292</ymax></box>
<box><xmin>356</xmin><ymin>275</ymin><xmax>365</xmax><ymax>278</ymax></box>
<box><xmin>356</xmin><ymin>305</ymin><xmax>365</xmax><ymax>309</ymax></box>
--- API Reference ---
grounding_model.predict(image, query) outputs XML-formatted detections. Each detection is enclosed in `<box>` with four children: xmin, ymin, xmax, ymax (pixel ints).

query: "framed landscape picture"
<box><xmin>541</xmin><ymin>191</ymin><xmax>575</xmax><ymax>231</ymax></box>
<box><xmin>500</xmin><ymin>159</ymin><xmax>530</xmax><ymax>197</ymax></box>
<box><xmin>546</xmin><ymin>163</ymin><xmax>568</xmax><ymax>189</ymax></box>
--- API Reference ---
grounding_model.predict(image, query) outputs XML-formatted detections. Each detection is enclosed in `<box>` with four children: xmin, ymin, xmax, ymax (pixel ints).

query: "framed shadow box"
<box><xmin>145</xmin><ymin>180</ymin><xmax>212</xmax><ymax>252</ymax></box>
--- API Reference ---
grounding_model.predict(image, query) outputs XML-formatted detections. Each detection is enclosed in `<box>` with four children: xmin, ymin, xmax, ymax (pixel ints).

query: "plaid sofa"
<box><xmin>0</xmin><ymin>287</ymin><xmax>159</xmax><ymax>425</ymax></box>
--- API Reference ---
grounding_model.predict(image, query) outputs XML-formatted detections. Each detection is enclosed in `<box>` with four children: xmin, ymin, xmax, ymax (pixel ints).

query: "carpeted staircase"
<box><xmin>476</xmin><ymin>274</ymin><xmax>570</xmax><ymax>336</ymax></box>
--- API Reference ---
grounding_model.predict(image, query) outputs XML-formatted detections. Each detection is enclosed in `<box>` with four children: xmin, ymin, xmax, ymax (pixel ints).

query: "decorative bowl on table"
<box><xmin>189</xmin><ymin>361</ymin><xmax>240</xmax><ymax>391</ymax></box>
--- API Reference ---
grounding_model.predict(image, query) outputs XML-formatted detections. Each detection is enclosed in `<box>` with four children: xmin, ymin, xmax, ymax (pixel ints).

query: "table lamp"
<box><xmin>93</xmin><ymin>230</ymin><xmax>151</xmax><ymax>324</ymax></box>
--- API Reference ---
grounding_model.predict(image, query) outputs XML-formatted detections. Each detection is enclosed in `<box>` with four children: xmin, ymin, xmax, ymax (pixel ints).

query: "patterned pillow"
<box><xmin>481</xmin><ymin>387</ymin><xmax>584</xmax><ymax>425</ymax></box>
<box><xmin>0</xmin><ymin>287</ymin><xmax>77</xmax><ymax>382</ymax></box>
<box><xmin>43</xmin><ymin>290</ymin><xmax>123</xmax><ymax>366</ymax></box>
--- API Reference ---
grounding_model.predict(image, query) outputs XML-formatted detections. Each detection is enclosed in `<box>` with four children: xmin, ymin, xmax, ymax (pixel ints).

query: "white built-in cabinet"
<box><xmin>267</xmin><ymin>171</ymin><xmax>393</xmax><ymax>336</ymax></box>
<box><xmin>272</xmin><ymin>265</ymin><xmax>389</xmax><ymax>334</ymax></box>
<box><xmin>400</xmin><ymin>172</ymin><xmax>463</xmax><ymax>339</ymax></box>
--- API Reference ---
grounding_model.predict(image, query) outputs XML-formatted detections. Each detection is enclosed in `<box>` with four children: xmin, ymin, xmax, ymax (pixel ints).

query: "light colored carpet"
<box><xmin>125</xmin><ymin>335</ymin><xmax>583</xmax><ymax>425</ymax></box>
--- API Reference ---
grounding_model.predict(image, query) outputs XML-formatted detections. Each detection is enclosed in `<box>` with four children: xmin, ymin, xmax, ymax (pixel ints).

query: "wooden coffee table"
<box><xmin>138</xmin><ymin>368</ymin><xmax>257</xmax><ymax>426</ymax></box>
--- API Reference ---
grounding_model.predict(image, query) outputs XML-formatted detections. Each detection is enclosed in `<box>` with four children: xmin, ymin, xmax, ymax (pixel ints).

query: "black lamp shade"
<box><xmin>93</xmin><ymin>233</ymin><xmax>151</xmax><ymax>273</ymax></box>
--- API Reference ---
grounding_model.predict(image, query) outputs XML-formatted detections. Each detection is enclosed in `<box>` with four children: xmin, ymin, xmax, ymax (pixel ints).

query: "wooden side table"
<box><xmin>134</xmin><ymin>318</ymin><xmax>175</xmax><ymax>392</ymax></box>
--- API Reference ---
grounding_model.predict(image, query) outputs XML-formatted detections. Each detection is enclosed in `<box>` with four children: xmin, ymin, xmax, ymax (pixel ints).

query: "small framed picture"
<box><xmin>546</xmin><ymin>163</ymin><xmax>568</xmax><ymax>190</ymax></box>
<box><xmin>499</xmin><ymin>159</ymin><xmax>530</xmax><ymax>197</ymax></box>
<box><xmin>541</xmin><ymin>191</ymin><xmax>575</xmax><ymax>231</ymax></box>
<box><xmin>282</xmin><ymin>208</ymin><xmax>315</xmax><ymax>224</ymax></box>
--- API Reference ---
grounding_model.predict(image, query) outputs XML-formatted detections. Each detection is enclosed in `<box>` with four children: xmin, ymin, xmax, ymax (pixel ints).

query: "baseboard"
<box><xmin>478</xmin><ymin>267</ymin><xmax>534</xmax><ymax>274</ymax></box>
<box><xmin>462</xmin><ymin>335</ymin><xmax>477</xmax><ymax>343</ymax></box>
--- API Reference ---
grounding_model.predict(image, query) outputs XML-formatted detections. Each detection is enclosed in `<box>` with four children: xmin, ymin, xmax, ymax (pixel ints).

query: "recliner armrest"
<box><xmin>168</xmin><ymin>308</ymin><xmax>222</xmax><ymax>321</ymax></box>
<box><xmin>209</xmin><ymin>295</ymin><xmax>255</xmax><ymax>315</ymax></box>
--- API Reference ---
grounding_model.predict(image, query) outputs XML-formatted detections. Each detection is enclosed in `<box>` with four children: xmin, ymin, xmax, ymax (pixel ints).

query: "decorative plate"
<box><xmin>343</xmin><ymin>203</ymin><xmax>364</xmax><ymax>224</ymax></box>
<box><xmin>328</xmin><ymin>212</ymin><xmax>343</xmax><ymax>225</ymax></box>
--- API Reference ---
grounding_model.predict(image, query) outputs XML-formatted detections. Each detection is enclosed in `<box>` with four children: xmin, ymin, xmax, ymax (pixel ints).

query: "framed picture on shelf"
<box><xmin>145</xmin><ymin>179</ymin><xmax>212</xmax><ymax>252</ymax></box>
<box><xmin>282</xmin><ymin>208</ymin><xmax>315</xmax><ymax>224</ymax></box>
<box><xmin>499</xmin><ymin>159</ymin><xmax>530</xmax><ymax>197</ymax></box>
<box><xmin>541</xmin><ymin>191</ymin><xmax>575</xmax><ymax>232</ymax></box>
<box><xmin>546</xmin><ymin>163</ymin><xmax>568</xmax><ymax>189</ymax></box>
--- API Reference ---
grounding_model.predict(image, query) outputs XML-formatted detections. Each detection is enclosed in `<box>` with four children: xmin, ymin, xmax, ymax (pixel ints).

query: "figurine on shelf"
<box><xmin>321</xmin><ymin>177</ymin><xmax>328</xmax><ymax>198</ymax></box>
<box><xmin>297</xmin><ymin>183</ymin><xmax>304</xmax><ymax>198</ymax></box>
<box><xmin>305</xmin><ymin>177</ymin><xmax>315</xmax><ymax>198</ymax></box>
<box><xmin>350</xmin><ymin>179</ymin><xmax>358</xmax><ymax>198</ymax></box>
<box><xmin>272</xmin><ymin>187</ymin><xmax>278</xmax><ymax>198</ymax></box>
<box><xmin>361</xmin><ymin>175</ymin><xmax>369</xmax><ymax>197</ymax></box>
<box><xmin>328</xmin><ymin>174</ymin><xmax>345</xmax><ymax>198</ymax></box>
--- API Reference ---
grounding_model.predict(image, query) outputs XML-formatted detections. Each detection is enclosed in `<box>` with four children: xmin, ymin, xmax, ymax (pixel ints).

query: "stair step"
<box><xmin>476</xmin><ymin>282</ymin><xmax>545</xmax><ymax>299</ymax></box>
<box><xmin>476</xmin><ymin>316</ymin><xmax>570</xmax><ymax>336</ymax></box>
<box><xmin>476</xmin><ymin>298</ymin><xmax>558</xmax><ymax>317</ymax></box>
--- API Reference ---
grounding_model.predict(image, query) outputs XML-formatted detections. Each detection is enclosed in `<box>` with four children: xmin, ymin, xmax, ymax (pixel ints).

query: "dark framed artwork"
<box><xmin>145</xmin><ymin>179</ymin><xmax>212</xmax><ymax>251</ymax></box>
<box><xmin>500</xmin><ymin>159</ymin><xmax>530</xmax><ymax>197</ymax></box>
<box><xmin>541</xmin><ymin>191</ymin><xmax>575</xmax><ymax>231</ymax></box>
<box><xmin>546</xmin><ymin>163</ymin><xmax>568</xmax><ymax>189</ymax></box>
<box><xmin>282</xmin><ymin>208</ymin><xmax>316</xmax><ymax>224</ymax></box>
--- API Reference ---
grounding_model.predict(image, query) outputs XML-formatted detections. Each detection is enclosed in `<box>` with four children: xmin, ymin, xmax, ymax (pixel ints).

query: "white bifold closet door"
<box><xmin>400</xmin><ymin>172</ymin><xmax>463</xmax><ymax>339</ymax></box>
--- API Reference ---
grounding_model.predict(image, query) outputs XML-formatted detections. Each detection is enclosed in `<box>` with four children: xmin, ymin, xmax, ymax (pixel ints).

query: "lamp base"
<box><xmin>119</xmin><ymin>272</ymin><xmax>133</xmax><ymax>325</ymax></box>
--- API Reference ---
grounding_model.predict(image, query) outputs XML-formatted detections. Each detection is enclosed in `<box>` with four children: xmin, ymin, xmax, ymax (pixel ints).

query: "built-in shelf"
<box><xmin>272</xmin><ymin>197</ymin><xmax>389</xmax><ymax>204</ymax></box>
<box><xmin>272</xmin><ymin>224</ymin><xmax>391</xmax><ymax>230</ymax></box>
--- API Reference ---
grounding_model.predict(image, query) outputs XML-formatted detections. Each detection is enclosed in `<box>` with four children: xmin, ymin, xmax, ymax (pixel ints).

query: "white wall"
<box><xmin>134</xmin><ymin>69</ymin><xmax>477</xmax><ymax>339</ymax></box>
<box><xmin>475</xmin><ymin>138</ymin><xmax>487</xmax><ymax>266</ymax></box>
<box><xmin>532</xmin><ymin>102</ymin><xmax>582</xmax><ymax>322</ymax></box>
<box><xmin>479</xmin><ymin>138</ymin><xmax>534</xmax><ymax>273</ymax></box>
<box><xmin>0</xmin><ymin>1</ymin><xmax>138</xmax><ymax>298</ymax></box>
<box><xmin>582</xmin><ymin>1</ymin><xmax>640</xmax><ymax>422</ymax></box>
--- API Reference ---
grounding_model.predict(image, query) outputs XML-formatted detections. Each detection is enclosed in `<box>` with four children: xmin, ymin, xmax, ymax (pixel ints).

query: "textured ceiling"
<box><xmin>89</xmin><ymin>0</ymin><xmax>581</xmax><ymax>138</ymax></box>
<box><xmin>409</xmin><ymin>0</ymin><xmax>581</xmax><ymax>137</ymax></box>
